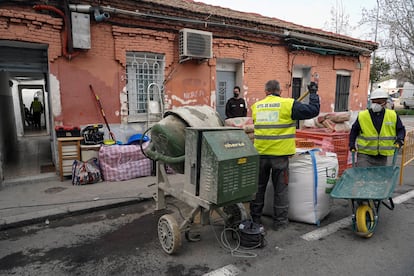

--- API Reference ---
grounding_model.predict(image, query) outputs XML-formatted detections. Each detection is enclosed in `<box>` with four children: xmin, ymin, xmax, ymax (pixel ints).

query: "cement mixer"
<box><xmin>144</xmin><ymin>105</ymin><xmax>224</xmax><ymax>173</ymax></box>
<box><xmin>143</xmin><ymin>105</ymin><xmax>260</xmax><ymax>254</ymax></box>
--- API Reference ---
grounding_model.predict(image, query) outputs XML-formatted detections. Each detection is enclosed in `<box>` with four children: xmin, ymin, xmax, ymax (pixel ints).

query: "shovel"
<box><xmin>89</xmin><ymin>84</ymin><xmax>116</xmax><ymax>142</ymax></box>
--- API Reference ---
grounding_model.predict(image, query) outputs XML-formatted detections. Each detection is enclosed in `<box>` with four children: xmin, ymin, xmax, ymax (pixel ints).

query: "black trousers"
<box><xmin>33</xmin><ymin>112</ymin><xmax>41</xmax><ymax>128</ymax></box>
<box><xmin>250</xmin><ymin>156</ymin><xmax>289</xmax><ymax>224</ymax></box>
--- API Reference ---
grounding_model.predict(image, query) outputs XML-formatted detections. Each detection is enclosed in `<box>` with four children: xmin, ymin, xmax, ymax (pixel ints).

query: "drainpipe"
<box><xmin>92</xmin><ymin>8</ymin><xmax>110</xmax><ymax>22</ymax></box>
<box><xmin>33</xmin><ymin>5</ymin><xmax>80</xmax><ymax>60</ymax></box>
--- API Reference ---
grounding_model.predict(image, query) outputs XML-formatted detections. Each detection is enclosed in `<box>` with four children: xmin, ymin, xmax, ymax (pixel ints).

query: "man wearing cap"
<box><xmin>349</xmin><ymin>88</ymin><xmax>406</xmax><ymax>167</ymax></box>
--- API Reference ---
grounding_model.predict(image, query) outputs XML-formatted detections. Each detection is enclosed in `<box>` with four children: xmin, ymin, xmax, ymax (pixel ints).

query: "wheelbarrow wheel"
<box><xmin>356</xmin><ymin>205</ymin><xmax>375</xmax><ymax>238</ymax></box>
<box><xmin>158</xmin><ymin>214</ymin><xmax>181</xmax><ymax>254</ymax></box>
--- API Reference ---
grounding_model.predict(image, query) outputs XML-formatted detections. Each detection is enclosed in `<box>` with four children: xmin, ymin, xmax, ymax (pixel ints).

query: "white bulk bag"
<box><xmin>263</xmin><ymin>150</ymin><xmax>338</xmax><ymax>225</ymax></box>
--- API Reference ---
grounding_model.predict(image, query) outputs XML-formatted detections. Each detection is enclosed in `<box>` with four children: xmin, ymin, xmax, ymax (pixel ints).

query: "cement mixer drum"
<box><xmin>148</xmin><ymin>105</ymin><xmax>224</xmax><ymax>173</ymax></box>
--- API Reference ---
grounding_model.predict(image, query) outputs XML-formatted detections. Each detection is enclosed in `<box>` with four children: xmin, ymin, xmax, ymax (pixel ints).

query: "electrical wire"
<box><xmin>209</xmin><ymin>215</ymin><xmax>259</xmax><ymax>258</ymax></box>
<box><xmin>161</xmin><ymin>202</ymin><xmax>262</xmax><ymax>257</ymax></box>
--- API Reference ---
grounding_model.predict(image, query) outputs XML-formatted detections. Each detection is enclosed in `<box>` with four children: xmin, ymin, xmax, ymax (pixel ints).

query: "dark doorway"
<box><xmin>0</xmin><ymin>41</ymin><xmax>54</xmax><ymax>183</ymax></box>
<box><xmin>20</xmin><ymin>85</ymin><xmax>47</xmax><ymax>135</ymax></box>
<box><xmin>292</xmin><ymin>78</ymin><xmax>302</xmax><ymax>100</ymax></box>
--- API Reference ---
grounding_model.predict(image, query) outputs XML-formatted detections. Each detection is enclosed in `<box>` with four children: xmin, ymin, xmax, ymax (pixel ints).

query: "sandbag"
<box><xmin>263</xmin><ymin>150</ymin><xmax>338</xmax><ymax>225</ymax></box>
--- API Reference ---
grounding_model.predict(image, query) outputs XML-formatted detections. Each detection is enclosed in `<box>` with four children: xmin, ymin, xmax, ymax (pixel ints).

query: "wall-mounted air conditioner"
<box><xmin>179</xmin><ymin>28</ymin><xmax>212</xmax><ymax>60</ymax></box>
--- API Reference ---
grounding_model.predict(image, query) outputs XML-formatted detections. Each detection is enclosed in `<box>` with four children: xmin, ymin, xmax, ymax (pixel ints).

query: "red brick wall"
<box><xmin>213</xmin><ymin>39</ymin><xmax>370</xmax><ymax>113</ymax></box>
<box><xmin>56</xmin><ymin>23</ymin><xmax>122</xmax><ymax>126</ymax></box>
<box><xmin>0</xmin><ymin>9</ymin><xmax>62</xmax><ymax>61</ymax></box>
<box><xmin>1</xmin><ymin>6</ymin><xmax>371</xmax><ymax>128</ymax></box>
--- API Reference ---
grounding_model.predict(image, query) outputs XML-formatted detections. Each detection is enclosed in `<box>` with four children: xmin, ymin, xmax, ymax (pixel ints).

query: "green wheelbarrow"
<box><xmin>330</xmin><ymin>149</ymin><xmax>400</xmax><ymax>238</ymax></box>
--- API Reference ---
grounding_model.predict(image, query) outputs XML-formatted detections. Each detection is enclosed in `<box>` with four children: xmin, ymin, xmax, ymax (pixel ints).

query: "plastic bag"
<box><xmin>72</xmin><ymin>158</ymin><xmax>102</xmax><ymax>185</ymax></box>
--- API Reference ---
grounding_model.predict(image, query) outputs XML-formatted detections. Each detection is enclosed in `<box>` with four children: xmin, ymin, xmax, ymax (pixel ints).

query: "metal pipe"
<box><xmin>68</xmin><ymin>4</ymin><xmax>92</xmax><ymax>13</ymax></box>
<box><xmin>92</xmin><ymin>7</ymin><xmax>110</xmax><ymax>22</ymax></box>
<box><xmin>69</xmin><ymin>4</ymin><xmax>285</xmax><ymax>38</ymax></box>
<box><xmin>284</xmin><ymin>30</ymin><xmax>373</xmax><ymax>54</ymax></box>
<box><xmin>370</xmin><ymin>0</ymin><xmax>380</xmax><ymax>92</ymax></box>
<box><xmin>69</xmin><ymin>5</ymin><xmax>110</xmax><ymax>22</ymax></box>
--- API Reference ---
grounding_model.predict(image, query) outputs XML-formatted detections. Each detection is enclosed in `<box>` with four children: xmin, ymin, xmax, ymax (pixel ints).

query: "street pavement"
<box><xmin>0</xmin><ymin>174</ymin><xmax>159</xmax><ymax>230</ymax></box>
<box><xmin>1</xmin><ymin>115</ymin><xmax>414</xmax><ymax>230</ymax></box>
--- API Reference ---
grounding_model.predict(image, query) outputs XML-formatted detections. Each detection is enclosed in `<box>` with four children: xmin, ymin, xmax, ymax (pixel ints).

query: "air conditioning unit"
<box><xmin>179</xmin><ymin>28</ymin><xmax>212</xmax><ymax>60</ymax></box>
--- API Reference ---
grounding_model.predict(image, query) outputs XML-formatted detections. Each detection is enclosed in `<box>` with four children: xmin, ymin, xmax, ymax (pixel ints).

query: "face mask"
<box><xmin>234</xmin><ymin>93</ymin><xmax>239</xmax><ymax>98</ymax></box>
<box><xmin>371</xmin><ymin>103</ymin><xmax>383</xmax><ymax>112</ymax></box>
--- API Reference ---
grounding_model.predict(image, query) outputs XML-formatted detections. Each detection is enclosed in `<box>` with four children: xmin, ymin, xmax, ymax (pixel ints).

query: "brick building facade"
<box><xmin>0</xmin><ymin>0</ymin><xmax>377</xmax><ymax>181</ymax></box>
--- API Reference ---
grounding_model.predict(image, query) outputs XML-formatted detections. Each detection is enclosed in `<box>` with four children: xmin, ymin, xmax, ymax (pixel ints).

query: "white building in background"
<box><xmin>376</xmin><ymin>79</ymin><xmax>401</xmax><ymax>96</ymax></box>
<box><xmin>400</xmin><ymin>82</ymin><xmax>414</xmax><ymax>109</ymax></box>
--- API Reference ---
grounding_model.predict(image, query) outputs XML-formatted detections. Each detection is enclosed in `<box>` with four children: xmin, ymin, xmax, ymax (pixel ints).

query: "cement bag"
<box><xmin>263</xmin><ymin>150</ymin><xmax>338</xmax><ymax>225</ymax></box>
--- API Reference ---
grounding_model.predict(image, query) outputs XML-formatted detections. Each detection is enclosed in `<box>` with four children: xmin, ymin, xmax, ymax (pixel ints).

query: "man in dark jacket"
<box><xmin>225</xmin><ymin>86</ymin><xmax>247</xmax><ymax>118</ymax></box>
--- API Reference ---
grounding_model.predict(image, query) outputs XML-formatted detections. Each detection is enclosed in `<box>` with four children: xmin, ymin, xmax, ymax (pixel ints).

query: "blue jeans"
<box><xmin>250</xmin><ymin>156</ymin><xmax>289</xmax><ymax>225</ymax></box>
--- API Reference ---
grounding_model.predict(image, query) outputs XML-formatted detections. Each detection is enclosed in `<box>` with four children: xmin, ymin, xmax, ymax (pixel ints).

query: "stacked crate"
<box><xmin>296</xmin><ymin>130</ymin><xmax>350</xmax><ymax>176</ymax></box>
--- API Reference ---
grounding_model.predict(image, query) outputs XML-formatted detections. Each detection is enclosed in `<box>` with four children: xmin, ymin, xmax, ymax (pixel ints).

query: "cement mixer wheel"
<box><xmin>158</xmin><ymin>214</ymin><xmax>181</xmax><ymax>254</ymax></box>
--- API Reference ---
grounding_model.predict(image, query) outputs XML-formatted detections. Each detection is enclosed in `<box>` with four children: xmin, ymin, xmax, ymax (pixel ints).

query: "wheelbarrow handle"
<box><xmin>391</xmin><ymin>146</ymin><xmax>399</xmax><ymax>167</ymax></box>
<box><xmin>351</xmin><ymin>150</ymin><xmax>356</xmax><ymax>167</ymax></box>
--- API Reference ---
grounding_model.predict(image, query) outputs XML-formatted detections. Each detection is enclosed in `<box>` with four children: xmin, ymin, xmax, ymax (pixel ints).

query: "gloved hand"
<box><xmin>349</xmin><ymin>145</ymin><xmax>356</xmax><ymax>152</ymax></box>
<box><xmin>394</xmin><ymin>139</ymin><xmax>404</xmax><ymax>148</ymax></box>
<box><xmin>307</xmin><ymin>82</ymin><xmax>318</xmax><ymax>94</ymax></box>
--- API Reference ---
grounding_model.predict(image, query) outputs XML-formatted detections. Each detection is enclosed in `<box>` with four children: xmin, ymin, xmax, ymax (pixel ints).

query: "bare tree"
<box><xmin>324</xmin><ymin>0</ymin><xmax>352</xmax><ymax>35</ymax></box>
<box><xmin>362</xmin><ymin>0</ymin><xmax>414</xmax><ymax>83</ymax></box>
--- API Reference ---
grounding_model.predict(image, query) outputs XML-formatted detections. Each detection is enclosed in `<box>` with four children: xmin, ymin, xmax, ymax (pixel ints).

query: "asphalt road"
<box><xmin>0</xmin><ymin>115</ymin><xmax>413</xmax><ymax>275</ymax></box>
<box><xmin>0</xmin><ymin>180</ymin><xmax>413</xmax><ymax>276</ymax></box>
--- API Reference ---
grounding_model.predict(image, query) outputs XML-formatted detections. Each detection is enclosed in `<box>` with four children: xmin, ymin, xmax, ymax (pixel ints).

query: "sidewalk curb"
<box><xmin>2</xmin><ymin>173</ymin><xmax>58</xmax><ymax>188</ymax></box>
<box><xmin>0</xmin><ymin>197</ymin><xmax>152</xmax><ymax>231</ymax></box>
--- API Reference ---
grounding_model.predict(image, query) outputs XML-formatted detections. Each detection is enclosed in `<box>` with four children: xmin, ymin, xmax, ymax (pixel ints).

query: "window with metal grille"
<box><xmin>218</xmin><ymin>81</ymin><xmax>226</xmax><ymax>106</ymax></box>
<box><xmin>126</xmin><ymin>52</ymin><xmax>165</xmax><ymax>122</ymax></box>
<box><xmin>335</xmin><ymin>74</ymin><xmax>351</xmax><ymax>112</ymax></box>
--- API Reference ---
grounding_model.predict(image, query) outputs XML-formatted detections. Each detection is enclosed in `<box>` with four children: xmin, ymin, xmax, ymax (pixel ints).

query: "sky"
<box><xmin>197</xmin><ymin>0</ymin><xmax>378</xmax><ymax>40</ymax></box>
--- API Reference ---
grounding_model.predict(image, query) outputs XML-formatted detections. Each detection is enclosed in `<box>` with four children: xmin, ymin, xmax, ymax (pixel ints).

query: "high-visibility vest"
<box><xmin>31</xmin><ymin>100</ymin><xmax>43</xmax><ymax>113</ymax></box>
<box><xmin>252</xmin><ymin>95</ymin><xmax>296</xmax><ymax>156</ymax></box>
<box><xmin>356</xmin><ymin>109</ymin><xmax>397</xmax><ymax>156</ymax></box>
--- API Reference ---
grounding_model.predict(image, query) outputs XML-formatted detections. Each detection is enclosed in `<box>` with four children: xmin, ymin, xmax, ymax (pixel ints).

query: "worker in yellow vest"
<box><xmin>349</xmin><ymin>88</ymin><xmax>406</xmax><ymax>167</ymax></box>
<box><xmin>250</xmin><ymin>79</ymin><xmax>320</xmax><ymax>231</ymax></box>
<box><xmin>30</xmin><ymin>96</ymin><xmax>43</xmax><ymax>129</ymax></box>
